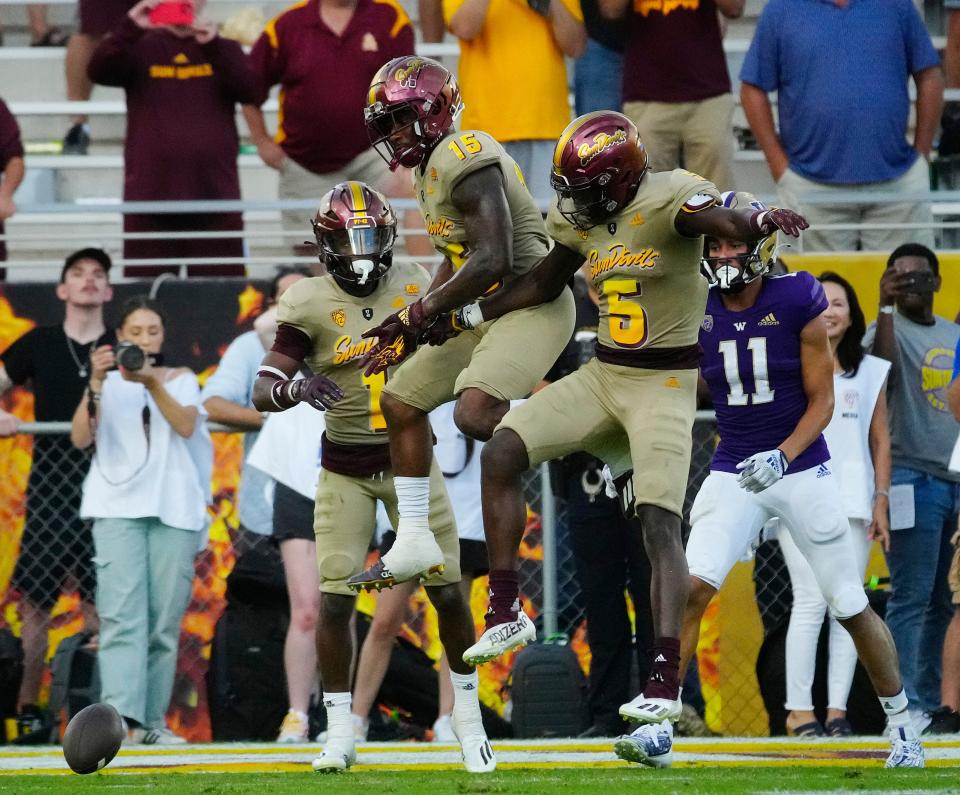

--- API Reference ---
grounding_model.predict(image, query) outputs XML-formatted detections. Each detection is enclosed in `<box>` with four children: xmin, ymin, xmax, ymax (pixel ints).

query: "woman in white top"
<box><xmin>71</xmin><ymin>296</ymin><xmax>212</xmax><ymax>745</ymax></box>
<box><xmin>779</xmin><ymin>272</ymin><xmax>892</xmax><ymax>737</ymax></box>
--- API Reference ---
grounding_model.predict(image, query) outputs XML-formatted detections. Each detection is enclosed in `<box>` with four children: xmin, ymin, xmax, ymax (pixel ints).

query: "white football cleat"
<box><xmin>462</xmin><ymin>606</ymin><xmax>536</xmax><ymax>665</ymax></box>
<box><xmin>453</xmin><ymin>713</ymin><xmax>496</xmax><ymax>773</ymax></box>
<box><xmin>619</xmin><ymin>693</ymin><xmax>682</xmax><ymax>724</ymax></box>
<box><xmin>614</xmin><ymin>720</ymin><xmax>674</xmax><ymax>768</ymax></box>
<box><xmin>885</xmin><ymin>726</ymin><xmax>925</xmax><ymax>768</ymax></box>
<box><xmin>347</xmin><ymin>533</ymin><xmax>444</xmax><ymax>592</ymax></box>
<box><xmin>312</xmin><ymin>741</ymin><xmax>356</xmax><ymax>773</ymax></box>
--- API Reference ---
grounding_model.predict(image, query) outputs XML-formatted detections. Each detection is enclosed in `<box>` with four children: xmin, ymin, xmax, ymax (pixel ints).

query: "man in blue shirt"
<box><xmin>740</xmin><ymin>0</ymin><xmax>943</xmax><ymax>251</ymax></box>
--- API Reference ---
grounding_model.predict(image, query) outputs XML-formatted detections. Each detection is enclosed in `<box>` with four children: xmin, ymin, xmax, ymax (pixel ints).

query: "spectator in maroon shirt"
<box><xmin>243</xmin><ymin>0</ymin><xmax>415</xmax><ymax>247</ymax></box>
<box><xmin>598</xmin><ymin>0</ymin><xmax>743</xmax><ymax>188</ymax></box>
<box><xmin>0</xmin><ymin>97</ymin><xmax>25</xmax><ymax>276</ymax></box>
<box><xmin>89</xmin><ymin>0</ymin><xmax>260</xmax><ymax>277</ymax></box>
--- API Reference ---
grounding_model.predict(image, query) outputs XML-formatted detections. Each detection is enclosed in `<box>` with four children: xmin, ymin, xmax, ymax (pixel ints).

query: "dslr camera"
<box><xmin>114</xmin><ymin>341</ymin><xmax>150</xmax><ymax>371</ymax></box>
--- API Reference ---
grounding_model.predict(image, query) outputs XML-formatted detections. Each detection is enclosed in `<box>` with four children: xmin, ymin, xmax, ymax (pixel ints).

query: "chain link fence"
<box><xmin>0</xmin><ymin>419</ymin><xmax>839</xmax><ymax>742</ymax></box>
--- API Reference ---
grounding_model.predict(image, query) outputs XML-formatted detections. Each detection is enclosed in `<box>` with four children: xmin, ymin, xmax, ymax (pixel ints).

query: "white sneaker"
<box><xmin>347</xmin><ymin>533</ymin><xmax>445</xmax><ymax>591</ymax></box>
<box><xmin>452</xmin><ymin>713</ymin><xmax>495</xmax><ymax>773</ymax></box>
<box><xmin>121</xmin><ymin>719</ymin><xmax>145</xmax><ymax>746</ymax></box>
<box><xmin>141</xmin><ymin>726</ymin><xmax>187</xmax><ymax>745</ymax></box>
<box><xmin>614</xmin><ymin>720</ymin><xmax>673</xmax><ymax>768</ymax></box>
<box><xmin>619</xmin><ymin>692</ymin><xmax>682</xmax><ymax>725</ymax></box>
<box><xmin>463</xmin><ymin>606</ymin><xmax>536</xmax><ymax>665</ymax></box>
<box><xmin>885</xmin><ymin>725</ymin><xmax>925</xmax><ymax>768</ymax></box>
<box><xmin>312</xmin><ymin>741</ymin><xmax>356</xmax><ymax>773</ymax></box>
<box><xmin>432</xmin><ymin>713</ymin><xmax>456</xmax><ymax>742</ymax></box>
<box><xmin>276</xmin><ymin>709</ymin><xmax>309</xmax><ymax>743</ymax></box>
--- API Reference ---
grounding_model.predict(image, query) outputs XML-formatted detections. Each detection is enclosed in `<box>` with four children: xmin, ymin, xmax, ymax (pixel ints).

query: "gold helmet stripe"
<box><xmin>348</xmin><ymin>181</ymin><xmax>367</xmax><ymax>213</ymax></box>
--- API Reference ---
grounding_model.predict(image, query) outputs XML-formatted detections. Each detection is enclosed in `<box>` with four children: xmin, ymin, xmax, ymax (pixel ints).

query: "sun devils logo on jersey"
<box><xmin>331</xmin><ymin>309</ymin><xmax>346</xmax><ymax>327</ymax></box>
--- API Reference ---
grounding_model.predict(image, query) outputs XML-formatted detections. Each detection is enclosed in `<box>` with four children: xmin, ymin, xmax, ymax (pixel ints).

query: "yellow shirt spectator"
<box><xmin>443</xmin><ymin>0</ymin><xmax>584</xmax><ymax>143</ymax></box>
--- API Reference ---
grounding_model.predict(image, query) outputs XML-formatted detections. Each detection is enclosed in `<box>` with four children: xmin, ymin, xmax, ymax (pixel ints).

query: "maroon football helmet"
<box><xmin>551</xmin><ymin>111</ymin><xmax>648</xmax><ymax>230</ymax></box>
<box><xmin>364</xmin><ymin>56</ymin><xmax>463</xmax><ymax>170</ymax></box>
<box><xmin>312</xmin><ymin>181</ymin><xmax>397</xmax><ymax>286</ymax></box>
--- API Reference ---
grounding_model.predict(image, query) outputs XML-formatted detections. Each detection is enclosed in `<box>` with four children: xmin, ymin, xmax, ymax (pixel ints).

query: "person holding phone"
<box><xmin>863</xmin><ymin>243</ymin><xmax>960</xmax><ymax>730</ymax></box>
<box><xmin>87</xmin><ymin>0</ymin><xmax>259</xmax><ymax>277</ymax></box>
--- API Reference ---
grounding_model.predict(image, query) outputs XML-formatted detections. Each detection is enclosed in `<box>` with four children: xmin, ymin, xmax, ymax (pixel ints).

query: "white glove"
<box><xmin>736</xmin><ymin>449</ymin><xmax>788</xmax><ymax>493</ymax></box>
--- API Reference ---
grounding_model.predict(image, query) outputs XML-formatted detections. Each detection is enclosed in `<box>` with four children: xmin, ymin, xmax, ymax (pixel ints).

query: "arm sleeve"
<box><xmin>0</xmin><ymin>100</ymin><xmax>24</xmax><ymax>171</ymax></box>
<box><xmin>205</xmin><ymin>39</ymin><xmax>262</xmax><ymax>106</ymax></box>
<box><xmin>738</xmin><ymin>3</ymin><xmax>780</xmax><ymax>91</ymax></box>
<box><xmin>903</xmin><ymin>0</ymin><xmax>940</xmax><ymax>75</ymax></box>
<box><xmin>0</xmin><ymin>329</ymin><xmax>36</xmax><ymax>384</ymax></box>
<box><xmin>245</xmin><ymin>31</ymin><xmax>283</xmax><ymax>107</ymax></box>
<box><xmin>87</xmin><ymin>16</ymin><xmax>146</xmax><ymax>87</ymax></box>
<box><xmin>200</xmin><ymin>334</ymin><xmax>259</xmax><ymax>406</ymax></box>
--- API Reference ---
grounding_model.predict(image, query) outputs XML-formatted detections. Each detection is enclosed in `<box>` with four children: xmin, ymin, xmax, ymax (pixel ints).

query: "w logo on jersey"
<box><xmin>734</xmin><ymin>321</ymin><xmax>746</xmax><ymax>332</ymax></box>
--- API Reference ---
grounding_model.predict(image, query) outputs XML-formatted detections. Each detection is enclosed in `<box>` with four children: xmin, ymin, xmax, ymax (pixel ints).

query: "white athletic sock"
<box><xmin>395</xmin><ymin>476</ymin><xmax>431</xmax><ymax>536</ymax></box>
<box><xmin>450</xmin><ymin>670</ymin><xmax>483</xmax><ymax>729</ymax></box>
<box><xmin>324</xmin><ymin>692</ymin><xmax>353</xmax><ymax>746</ymax></box>
<box><xmin>880</xmin><ymin>689</ymin><xmax>916</xmax><ymax>735</ymax></box>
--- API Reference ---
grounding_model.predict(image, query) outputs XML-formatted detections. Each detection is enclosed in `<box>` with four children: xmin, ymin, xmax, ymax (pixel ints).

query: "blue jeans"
<box><xmin>884</xmin><ymin>467</ymin><xmax>959</xmax><ymax>714</ymax></box>
<box><xmin>574</xmin><ymin>38</ymin><xmax>624</xmax><ymax>116</ymax></box>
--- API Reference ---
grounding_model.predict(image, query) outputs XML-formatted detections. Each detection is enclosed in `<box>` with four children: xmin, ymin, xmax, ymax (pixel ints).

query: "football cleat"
<box><xmin>885</xmin><ymin>726</ymin><xmax>925</xmax><ymax>768</ymax></box>
<box><xmin>462</xmin><ymin>606</ymin><xmax>536</xmax><ymax>665</ymax></box>
<box><xmin>312</xmin><ymin>742</ymin><xmax>357</xmax><ymax>773</ymax></box>
<box><xmin>614</xmin><ymin>720</ymin><xmax>673</xmax><ymax>768</ymax></box>
<box><xmin>453</xmin><ymin>713</ymin><xmax>496</xmax><ymax>773</ymax></box>
<box><xmin>346</xmin><ymin>534</ymin><xmax>445</xmax><ymax>592</ymax></box>
<box><xmin>619</xmin><ymin>693</ymin><xmax>682</xmax><ymax>725</ymax></box>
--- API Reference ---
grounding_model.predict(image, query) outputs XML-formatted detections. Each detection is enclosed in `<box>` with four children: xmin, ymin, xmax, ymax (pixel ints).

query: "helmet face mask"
<box><xmin>552</xmin><ymin>172</ymin><xmax>619</xmax><ymax>230</ymax></box>
<box><xmin>312</xmin><ymin>182</ymin><xmax>397</xmax><ymax>287</ymax></box>
<box><xmin>701</xmin><ymin>234</ymin><xmax>778</xmax><ymax>294</ymax></box>
<box><xmin>365</xmin><ymin>57</ymin><xmax>463</xmax><ymax>171</ymax></box>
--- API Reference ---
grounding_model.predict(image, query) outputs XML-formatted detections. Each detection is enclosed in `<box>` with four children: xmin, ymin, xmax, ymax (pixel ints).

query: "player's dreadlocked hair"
<box><xmin>818</xmin><ymin>271</ymin><xmax>865</xmax><ymax>378</ymax></box>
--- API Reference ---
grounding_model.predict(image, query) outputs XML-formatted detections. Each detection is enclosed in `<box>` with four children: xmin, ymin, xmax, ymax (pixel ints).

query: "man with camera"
<box><xmin>864</xmin><ymin>243</ymin><xmax>960</xmax><ymax>729</ymax></box>
<box><xmin>0</xmin><ymin>248</ymin><xmax>114</xmax><ymax>742</ymax></box>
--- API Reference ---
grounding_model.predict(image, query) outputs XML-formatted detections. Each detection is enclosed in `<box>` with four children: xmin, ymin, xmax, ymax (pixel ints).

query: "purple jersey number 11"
<box><xmin>718</xmin><ymin>337</ymin><xmax>775</xmax><ymax>406</ymax></box>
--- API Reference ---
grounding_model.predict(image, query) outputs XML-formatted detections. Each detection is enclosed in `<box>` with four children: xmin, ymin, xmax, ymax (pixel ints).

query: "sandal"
<box><xmin>825</xmin><ymin>717</ymin><xmax>853</xmax><ymax>737</ymax></box>
<box><xmin>787</xmin><ymin>720</ymin><xmax>826</xmax><ymax>737</ymax></box>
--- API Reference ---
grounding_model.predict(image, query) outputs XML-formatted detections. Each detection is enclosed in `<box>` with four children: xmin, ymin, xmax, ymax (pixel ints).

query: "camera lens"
<box><xmin>116</xmin><ymin>342</ymin><xmax>146</xmax><ymax>371</ymax></box>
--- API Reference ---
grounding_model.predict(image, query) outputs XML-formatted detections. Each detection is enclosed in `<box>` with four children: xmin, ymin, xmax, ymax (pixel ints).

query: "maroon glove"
<box><xmin>753</xmin><ymin>207</ymin><xmax>808</xmax><ymax>237</ymax></box>
<box><xmin>272</xmin><ymin>374</ymin><xmax>343</xmax><ymax>411</ymax></box>
<box><xmin>359</xmin><ymin>299</ymin><xmax>434</xmax><ymax>376</ymax></box>
<box><xmin>420</xmin><ymin>310</ymin><xmax>470</xmax><ymax>347</ymax></box>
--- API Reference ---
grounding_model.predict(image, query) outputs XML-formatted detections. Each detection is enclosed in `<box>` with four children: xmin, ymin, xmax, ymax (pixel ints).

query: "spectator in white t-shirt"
<box><xmin>70</xmin><ymin>295</ymin><xmax>212</xmax><ymax>745</ymax></box>
<box><xmin>778</xmin><ymin>273</ymin><xmax>891</xmax><ymax>737</ymax></box>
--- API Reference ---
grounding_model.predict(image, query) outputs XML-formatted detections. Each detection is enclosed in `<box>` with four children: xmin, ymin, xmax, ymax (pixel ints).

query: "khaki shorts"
<box><xmin>384</xmin><ymin>286</ymin><xmax>576</xmax><ymax>412</ymax></box>
<box><xmin>950</xmin><ymin>529</ymin><xmax>960</xmax><ymax>606</ymax></box>
<box><xmin>313</xmin><ymin>459</ymin><xmax>461</xmax><ymax>596</ymax></box>
<box><xmin>279</xmin><ymin>147</ymin><xmax>391</xmax><ymax>231</ymax></box>
<box><xmin>496</xmin><ymin>357</ymin><xmax>697</xmax><ymax>516</ymax></box>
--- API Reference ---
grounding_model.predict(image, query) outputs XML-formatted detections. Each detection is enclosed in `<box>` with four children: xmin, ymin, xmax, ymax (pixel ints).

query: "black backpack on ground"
<box><xmin>509</xmin><ymin>639</ymin><xmax>589</xmax><ymax>738</ymax></box>
<box><xmin>46</xmin><ymin>631</ymin><xmax>100</xmax><ymax>743</ymax></box>
<box><xmin>207</xmin><ymin>540</ymin><xmax>291</xmax><ymax>741</ymax></box>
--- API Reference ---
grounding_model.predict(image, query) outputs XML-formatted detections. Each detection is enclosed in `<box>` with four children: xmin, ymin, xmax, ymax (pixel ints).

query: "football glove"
<box><xmin>359</xmin><ymin>299</ymin><xmax>433</xmax><ymax>376</ymax></box>
<box><xmin>752</xmin><ymin>207</ymin><xmax>808</xmax><ymax>238</ymax></box>
<box><xmin>271</xmin><ymin>374</ymin><xmax>343</xmax><ymax>412</ymax></box>
<box><xmin>421</xmin><ymin>302</ymin><xmax>484</xmax><ymax>346</ymax></box>
<box><xmin>736</xmin><ymin>449</ymin><xmax>788</xmax><ymax>493</ymax></box>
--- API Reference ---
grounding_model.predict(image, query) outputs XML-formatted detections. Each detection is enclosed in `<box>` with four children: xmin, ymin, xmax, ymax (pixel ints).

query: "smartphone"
<box><xmin>148</xmin><ymin>1</ymin><xmax>195</xmax><ymax>26</ymax></box>
<box><xmin>901</xmin><ymin>270</ymin><xmax>936</xmax><ymax>293</ymax></box>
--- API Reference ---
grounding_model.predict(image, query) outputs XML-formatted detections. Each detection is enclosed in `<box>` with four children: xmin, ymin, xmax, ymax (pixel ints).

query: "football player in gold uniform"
<box><xmin>252</xmin><ymin>182</ymin><xmax>494</xmax><ymax>774</ymax></box>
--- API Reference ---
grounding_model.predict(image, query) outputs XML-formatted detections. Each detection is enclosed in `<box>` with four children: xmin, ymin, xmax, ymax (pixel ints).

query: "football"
<box><xmin>62</xmin><ymin>703</ymin><xmax>125</xmax><ymax>774</ymax></box>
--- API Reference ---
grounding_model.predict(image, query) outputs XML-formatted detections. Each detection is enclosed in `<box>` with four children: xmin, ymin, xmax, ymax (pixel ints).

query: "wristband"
<box><xmin>257</xmin><ymin>365</ymin><xmax>288</xmax><ymax>380</ymax></box>
<box><xmin>879</xmin><ymin>305</ymin><xmax>895</xmax><ymax>315</ymax></box>
<box><xmin>874</xmin><ymin>489</ymin><xmax>890</xmax><ymax>500</ymax></box>
<box><xmin>456</xmin><ymin>302</ymin><xmax>485</xmax><ymax>330</ymax></box>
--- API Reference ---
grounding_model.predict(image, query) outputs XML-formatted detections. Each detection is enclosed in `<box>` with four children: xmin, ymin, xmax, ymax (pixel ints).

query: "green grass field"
<box><xmin>1</xmin><ymin>768</ymin><xmax>957</xmax><ymax>794</ymax></box>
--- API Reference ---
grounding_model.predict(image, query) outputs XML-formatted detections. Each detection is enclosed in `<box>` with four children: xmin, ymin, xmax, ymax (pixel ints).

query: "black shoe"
<box><xmin>62</xmin><ymin>123</ymin><xmax>90</xmax><ymax>155</ymax></box>
<box><xmin>923</xmin><ymin>706</ymin><xmax>960</xmax><ymax>735</ymax></box>
<box><xmin>824</xmin><ymin>717</ymin><xmax>853</xmax><ymax>737</ymax></box>
<box><xmin>578</xmin><ymin>721</ymin><xmax>625</xmax><ymax>738</ymax></box>
<box><xmin>12</xmin><ymin>704</ymin><xmax>52</xmax><ymax>745</ymax></box>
